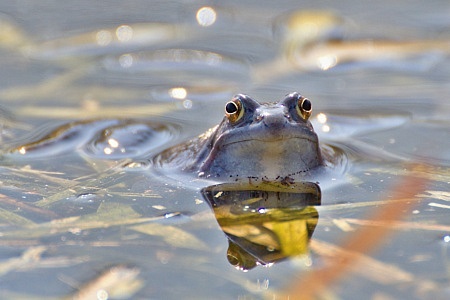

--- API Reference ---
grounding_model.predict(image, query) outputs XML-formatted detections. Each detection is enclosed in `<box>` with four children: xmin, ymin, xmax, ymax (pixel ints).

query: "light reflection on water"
<box><xmin>0</xmin><ymin>1</ymin><xmax>449</xmax><ymax>299</ymax></box>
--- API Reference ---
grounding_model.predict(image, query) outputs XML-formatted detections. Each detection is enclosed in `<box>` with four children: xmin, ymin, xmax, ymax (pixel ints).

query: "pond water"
<box><xmin>0</xmin><ymin>1</ymin><xmax>449</xmax><ymax>299</ymax></box>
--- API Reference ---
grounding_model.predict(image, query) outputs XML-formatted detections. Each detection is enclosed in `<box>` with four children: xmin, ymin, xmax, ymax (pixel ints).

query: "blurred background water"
<box><xmin>0</xmin><ymin>1</ymin><xmax>449</xmax><ymax>299</ymax></box>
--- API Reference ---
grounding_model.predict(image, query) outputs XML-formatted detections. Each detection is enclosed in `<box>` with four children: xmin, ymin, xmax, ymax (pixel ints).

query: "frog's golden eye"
<box><xmin>225</xmin><ymin>98</ymin><xmax>244</xmax><ymax>123</ymax></box>
<box><xmin>296</xmin><ymin>96</ymin><xmax>312</xmax><ymax>120</ymax></box>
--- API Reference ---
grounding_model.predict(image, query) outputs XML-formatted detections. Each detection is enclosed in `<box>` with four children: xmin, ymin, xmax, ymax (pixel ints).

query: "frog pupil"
<box><xmin>226</xmin><ymin>102</ymin><xmax>238</xmax><ymax>114</ymax></box>
<box><xmin>301</xmin><ymin>99</ymin><xmax>311</xmax><ymax>111</ymax></box>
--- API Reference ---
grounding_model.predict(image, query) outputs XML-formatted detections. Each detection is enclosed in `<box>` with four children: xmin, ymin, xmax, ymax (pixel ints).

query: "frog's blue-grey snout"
<box><xmin>261</xmin><ymin>107</ymin><xmax>288</xmax><ymax>130</ymax></box>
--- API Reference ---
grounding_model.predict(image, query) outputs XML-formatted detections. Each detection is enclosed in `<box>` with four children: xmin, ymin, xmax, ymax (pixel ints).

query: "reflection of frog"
<box><xmin>201</xmin><ymin>181</ymin><xmax>321</xmax><ymax>271</ymax></box>
<box><xmin>154</xmin><ymin>92</ymin><xmax>324</xmax><ymax>181</ymax></box>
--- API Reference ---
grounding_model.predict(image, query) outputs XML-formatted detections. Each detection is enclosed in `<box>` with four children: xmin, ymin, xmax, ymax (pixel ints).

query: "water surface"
<box><xmin>0</xmin><ymin>1</ymin><xmax>449</xmax><ymax>299</ymax></box>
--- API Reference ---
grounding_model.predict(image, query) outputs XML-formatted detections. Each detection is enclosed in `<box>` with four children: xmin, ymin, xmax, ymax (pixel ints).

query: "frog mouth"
<box><xmin>200</xmin><ymin>136</ymin><xmax>323</xmax><ymax>180</ymax></box>
<box><xmin>221</xmin><ymin>135</ymin><xmax>319</xmax><ymax>148</ymax></box>
<box><xmin>216</xmin><ymin>124</ymin><xmax>319</xmax><ymax>148</ymax></box>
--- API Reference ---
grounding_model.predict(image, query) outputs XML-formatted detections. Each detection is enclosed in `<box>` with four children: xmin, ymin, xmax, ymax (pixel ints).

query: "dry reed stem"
<box><xmin>285</xmin><ymin>164</ymin><xmax>429</xmax><ymax>299</ymax></box>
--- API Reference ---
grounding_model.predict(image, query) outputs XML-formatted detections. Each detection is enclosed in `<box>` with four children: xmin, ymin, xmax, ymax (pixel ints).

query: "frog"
<box><xmin>152</xmin><ymin>92</ymin><xmax>324</xmax><ymax>182</ymax></box>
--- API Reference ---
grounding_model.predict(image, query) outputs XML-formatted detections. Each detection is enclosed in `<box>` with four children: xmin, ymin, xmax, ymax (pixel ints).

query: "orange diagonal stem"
<box><xmin>286</xmin><ymin>164</ymin><xmax>429</xmax><ymax>300</ymax></box>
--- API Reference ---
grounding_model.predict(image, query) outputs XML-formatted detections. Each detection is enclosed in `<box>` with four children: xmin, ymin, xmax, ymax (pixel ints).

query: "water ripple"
<box><xmin>82</xmin><ymin>121</ymin><xmax>180</xmax><ymax>159</ymax></box>
<box><xmin>7</xmin><ymin>119</ymin><xmax>181</xmax><ymax>160</ymax></box>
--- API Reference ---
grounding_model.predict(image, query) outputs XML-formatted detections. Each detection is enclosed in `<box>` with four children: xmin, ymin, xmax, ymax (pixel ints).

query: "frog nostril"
<box><xmin>255</xmin><ymin>115</ymin><xmax>263</xmax><ymax>122</ymax></box>
<box><xmin>284</xmin><ymin>113</ymin><xmax>292</xmax><ymax>121</ymax></box>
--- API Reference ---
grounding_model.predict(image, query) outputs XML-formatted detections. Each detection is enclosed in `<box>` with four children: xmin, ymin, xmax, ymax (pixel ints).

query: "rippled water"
<box><xmin>0</xmin><ymin>1</ymin><xmax>449</xmax><ymax>299</ymax></box>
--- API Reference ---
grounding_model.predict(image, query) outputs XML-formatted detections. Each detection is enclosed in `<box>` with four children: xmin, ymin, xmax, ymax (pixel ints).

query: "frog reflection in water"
<box><xmin>154</xmin><ymin>92</ymin><xmax>323</xmax><ymax>181</ymax></box>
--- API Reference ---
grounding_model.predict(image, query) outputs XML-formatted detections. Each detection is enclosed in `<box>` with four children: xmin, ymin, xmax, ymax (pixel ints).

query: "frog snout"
<box><xmin>261</xmin><ymin>112</ymin><xmax>288</xmax><ymax>129</ymax></box>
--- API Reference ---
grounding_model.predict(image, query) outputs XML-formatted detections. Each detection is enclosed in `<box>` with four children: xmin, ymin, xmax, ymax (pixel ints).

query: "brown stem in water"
<box><xmin>284</xmin><ymin>164</ymin><xmax>429</xmax><ymax>300</ymax></box>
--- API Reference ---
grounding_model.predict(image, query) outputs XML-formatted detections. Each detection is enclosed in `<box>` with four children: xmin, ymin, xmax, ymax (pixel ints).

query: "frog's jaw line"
<box><xmin>218</xmin><ymin>134</ymin><xmax>319</xmax><ymax>149</ymax></box>
<box><xmin>199</xmin><ymin>137</ymin><xmax>322</xmax><ymax>180</ymax></box>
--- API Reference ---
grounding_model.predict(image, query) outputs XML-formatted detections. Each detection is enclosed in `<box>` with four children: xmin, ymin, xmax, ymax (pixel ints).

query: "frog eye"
<box><xmin>296</xmin><ymin>96</ymin><xmax>312</xmax><ymax>120</ymax></box>
<box><xmin>225</xmin><ymin>97</ymin><xmax>244</xmax><ymax>123</ymax></box>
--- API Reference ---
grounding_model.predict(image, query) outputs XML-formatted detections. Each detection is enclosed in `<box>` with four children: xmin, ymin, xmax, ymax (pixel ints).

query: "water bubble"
<box><xmin>196</xmin><ymin>7</ymin><xmax>217</xmax><ymax>27</ymax></box>
<box><xmin>182</xmin><ymin>99</ymin><xmax>193</xmax><ymax>109</ymax></box>
<box><xmin>119</xmin><ymin>53</ymin><xmax>133</xmax><ymax>68</ymax></box>
<box><xmin>116</xmin><ymin>24</ymin><xmax>133</xmax><ymax>42</ymax></box>
<box><xmin>258</xmin><ymin>207</ymin><xmax>267</xmax><ymax>214</ymax></box>
<box><xmin>96</xmin><ymin>30</ymin><xmax>113</xmax><ymax>46</ymax></box>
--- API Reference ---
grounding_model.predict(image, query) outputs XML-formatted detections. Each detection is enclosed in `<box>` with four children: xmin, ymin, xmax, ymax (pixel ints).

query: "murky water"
<box><xmin>0</xmin><ymin>1</ymin><xmax>449</xmax><ymax>299</ymax></box>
